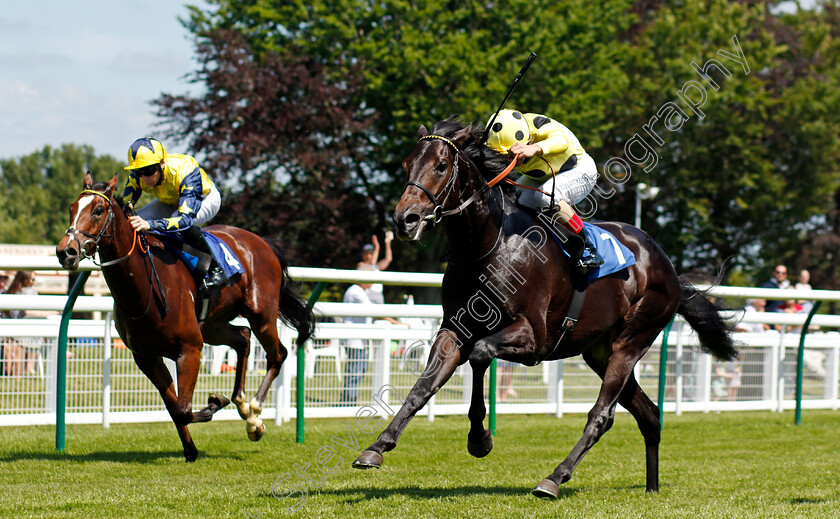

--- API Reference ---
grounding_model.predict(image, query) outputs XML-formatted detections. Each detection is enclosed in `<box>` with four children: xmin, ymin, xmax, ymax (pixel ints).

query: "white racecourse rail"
<box><xmin>0</xmin><ymin>257</ymin><xmax>839</xmax><ymax>428</ymax></box>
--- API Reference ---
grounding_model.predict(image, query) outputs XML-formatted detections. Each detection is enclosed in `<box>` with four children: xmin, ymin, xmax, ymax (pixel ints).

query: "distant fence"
<box><xmin>1</xmin><ymin>258</ymin><xmax>839</xmax><ymax>427</ymax></box>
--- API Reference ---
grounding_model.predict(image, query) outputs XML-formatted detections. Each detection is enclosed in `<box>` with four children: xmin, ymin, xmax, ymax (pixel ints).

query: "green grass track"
<box><xmin>1</xmin><ymin>411</ymin><xmax>839</xmax><ymax>518</ymax></box>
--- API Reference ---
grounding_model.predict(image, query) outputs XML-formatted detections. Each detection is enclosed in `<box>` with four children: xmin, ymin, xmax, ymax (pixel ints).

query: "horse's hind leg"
<box><xmin>243</xmin><ymin>317</ymin><xmax>289</xmax><ymax>441</ymax></box>
<box><xmin>204</xmin><ymin>324</ymin><xmax>252</xmax><ymax>420</ymax></box>
<box><xmin>533</xmin><ymin>331</ymin><xmax>658</xmax><ymax>498</ymax></box>
<box><xmin>132</xmin><ymin>353</ymin><xmax>198</xmax><ymax>462</ymax></box>
<box><xmin>618</xmin><ymin>374</ymin><xmax>660</xmax><ymax>492</ymax></box>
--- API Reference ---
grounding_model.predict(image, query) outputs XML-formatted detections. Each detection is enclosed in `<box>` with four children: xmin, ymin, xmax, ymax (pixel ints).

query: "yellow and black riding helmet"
<box><xmin>124</xmin><ymin>137</ymin><xmax>166</xmax><ymax>170</ymax></box>
<box><xmin>485</xmin><ymin>109</ymin><xmax>531</xmax><ymax>153</ymax></box>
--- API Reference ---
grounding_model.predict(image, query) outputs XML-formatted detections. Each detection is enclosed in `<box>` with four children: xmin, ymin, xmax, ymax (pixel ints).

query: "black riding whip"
<box><xmin>480</xmin><ymin>51</ymin><xmax>538</xmax><ymax>145</ymax></box>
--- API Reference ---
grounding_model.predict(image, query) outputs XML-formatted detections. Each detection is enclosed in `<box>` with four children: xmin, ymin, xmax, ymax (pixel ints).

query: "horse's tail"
<box><xmin>263</xmin><ymin>238</ymin><xmax>315</xmax><ymax>344</ymax></box>
<box><xmin>675</xmin><ymin>277</ymin><xmax>738</xmax><ymax>361</ymax></box>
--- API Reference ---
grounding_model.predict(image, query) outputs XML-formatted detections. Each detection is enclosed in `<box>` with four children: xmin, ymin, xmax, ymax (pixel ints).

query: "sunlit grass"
<box><xmin>1</xmin><ymin>410</ymin><xmax>839</xmax><ymax>517</ymax></box>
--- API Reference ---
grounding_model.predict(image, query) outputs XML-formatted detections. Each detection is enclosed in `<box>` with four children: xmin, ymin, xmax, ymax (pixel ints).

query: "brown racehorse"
<box><xmin>352</xmin><ymin>118</ymin><xmax>737</xmax><ymax>497</ymax></box>
<box><xmin>56</xmin><ymin>172</ymin><xmax>314</xmax><ymax>461</ymax></box>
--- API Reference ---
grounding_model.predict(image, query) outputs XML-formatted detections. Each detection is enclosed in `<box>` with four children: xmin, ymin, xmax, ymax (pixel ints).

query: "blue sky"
<box><xmin>0</xmin><ymin>1</ymin><xmax>208</xmax><ymax>162</ymax></box>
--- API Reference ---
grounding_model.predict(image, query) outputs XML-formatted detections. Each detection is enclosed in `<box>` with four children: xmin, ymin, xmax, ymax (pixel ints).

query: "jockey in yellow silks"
<box><xmin>486</xmin><ymin>109</ymin><xmax>603</xmax><ymax>269</ymax></box>
<box><xmin>121</xmin><ymin>137</ymin><xmax>226</xmax><ymax>288</ymax></box>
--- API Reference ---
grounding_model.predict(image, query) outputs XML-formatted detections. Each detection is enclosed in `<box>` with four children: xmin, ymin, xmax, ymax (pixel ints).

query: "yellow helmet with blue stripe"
<box><xmin>485</xmin><ymin>109</ymin><xmax>530</xmax><ymax>153</ymax></box>
<box><xmin>125</xmin><ymin>137</ymin><xmax>166</xmax><ymax>170</ymax></box>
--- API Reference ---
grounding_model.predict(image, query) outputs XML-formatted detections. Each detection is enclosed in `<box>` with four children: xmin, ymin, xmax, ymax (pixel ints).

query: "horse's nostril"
<box><xmin>404</xmin><ymin>213</ymin><xmax>421</xmax><ymax>227</ymax></box>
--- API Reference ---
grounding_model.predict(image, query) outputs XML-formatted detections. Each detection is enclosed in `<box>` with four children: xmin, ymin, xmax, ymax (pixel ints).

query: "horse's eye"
<box><xmin>92</xmin><ymin>206</ymin><xmax>104</xmax><ymax>217</ymax></box>
<box><xmin>435</xmin><ymin>161</ymin><xmax>448</xmax><ymax>174</ymax></box>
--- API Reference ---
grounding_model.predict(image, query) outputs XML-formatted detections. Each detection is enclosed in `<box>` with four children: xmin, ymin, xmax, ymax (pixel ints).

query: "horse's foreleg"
<box><xmin>467</xmin><ymin>316</ymin><xmax>537</xmax><ymax>459</ymax></box>
<box><xmin>174</xmin><ymin>345</ymin><xmax>224</xmax><ymax>424</ymax></box>
<box><xmin>132</xmin><ymin>353</ymin><xmax>198</xmax><ymax>462</ymax></box>
<box><xmin>352</xmin><ymin>329</ymin><xmax>463</xmax><ymax>469</ymax></box>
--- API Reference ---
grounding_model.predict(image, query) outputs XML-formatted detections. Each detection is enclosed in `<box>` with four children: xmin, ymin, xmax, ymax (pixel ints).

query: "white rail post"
<box><xmin>675</xmin><ymin>323</ymin><xmax>684</xmax><ymax>416</ymax></box>
<box><xmin>777</xmin><ymin>327</ymin><xmax>788</xmax><ymax>412</ymax></box>
<box><xmin>830</xmin><ymin>342</ymin><xmax>839</xmax><ymax>410</ymax></box>
<box><xmin>102</xmin><ymin>311</ymin><xmax>113</xmax><ymax>428</ymax></box>
<box><xmin>700</xmin><ymin>353</ymin><xmax>712</xmax><ymax>413</ymax></box>
<box><xmin>555</xmin><ymin>360</ymin><xmax>565</xmax><ymax>418</ymax></box>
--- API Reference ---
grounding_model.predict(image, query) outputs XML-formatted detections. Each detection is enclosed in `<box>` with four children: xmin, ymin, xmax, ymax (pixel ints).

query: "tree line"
<box><xmin>1</xmin><ymin>0</ymin><xmax>839</xmax><ymax>291</ymax></box>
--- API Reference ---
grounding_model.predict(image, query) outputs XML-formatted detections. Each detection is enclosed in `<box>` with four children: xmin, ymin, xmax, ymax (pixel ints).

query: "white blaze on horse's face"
<box><xmin>71</xmin><ymin>195</ymin><xmax>96</xmax><ymax>230</ymax></box>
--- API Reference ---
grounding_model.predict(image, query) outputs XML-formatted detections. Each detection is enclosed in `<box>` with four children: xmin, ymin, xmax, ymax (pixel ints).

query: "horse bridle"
<box><xmin>64</xmin><ymin>189</ymin><xmax>167</xmax><ymax>319</ymax></box>
<box><xmin>403</xmin><ymin>134</ymin><xmax>518</xmax><ymax>225</ymax></box>
<box><xmin>64</xmin><ymin>190</ymin><xmax>126</xmax><ymax>266</ymax></box>
<box><xmin>403</xmin><ymin>135</ymin><xmax>464</xmax><ymax>224</ymax></box>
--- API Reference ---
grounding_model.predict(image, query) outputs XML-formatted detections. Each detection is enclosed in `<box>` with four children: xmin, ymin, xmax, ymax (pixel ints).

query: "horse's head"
<box><xmin>56</xmin><ymin>172</ymin><xmax>119</xmax><ymax>270</ymax></box>
<box><xmin>394</xmin><ymin>121</ymin><xmax>474</xmax><ymax>242</ymax></box>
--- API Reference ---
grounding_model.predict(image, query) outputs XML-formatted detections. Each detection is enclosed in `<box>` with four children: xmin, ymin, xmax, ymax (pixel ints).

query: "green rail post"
<box><xmin>795</xmin><ymin>300</ymin><xmax>822</xmax><ymax>426</ymax></box>
<box><xmin>657</xmin><ymin>318</ymin><xmax>674</xmax><ymax>431</ymax></box>
<box><xmin>296</xmin><ymin>282</ymin><xmax>326</xmax><ymax>444</ymax></box>
<box><xmin>489</xmin><ymin>358</ymin><xmax>497</xmax><ymax>436</ymax></box>
<box><xmin>56</xmin><ymin>270</ymin><xmax>91</xmax><ymax>452</ymax></box>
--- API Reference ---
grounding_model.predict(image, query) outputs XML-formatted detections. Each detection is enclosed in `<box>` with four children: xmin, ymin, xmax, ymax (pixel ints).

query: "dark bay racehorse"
<box><xmin>352</xmin><ymin>118</ymin><xmax>737</xmax><ymax>497</ymax></box>
<box><xmin>56</xmin><ymin>172</ymin><xmax>314</xmax><ymax>461</ymax></box>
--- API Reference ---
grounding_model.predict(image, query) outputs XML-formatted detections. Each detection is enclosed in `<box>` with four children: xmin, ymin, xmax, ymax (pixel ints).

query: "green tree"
<box><xmin>165</xmin><ymin>0</ymin><xmax>638</xmax><ymax>271</ymax></box>
<box><xmin>162</xmin><ymin>0</ymin><xmax>840</xmax><ymax>286</ymax></box>
<box><xmin>0</xmin><ymin>145</ymin><xmax>122</xmax><ymax>244</ymax></box>
<box><xmin>597</xmin><ymin>0</ymin><xmax>840</xmax><ymax>283</ymax></box>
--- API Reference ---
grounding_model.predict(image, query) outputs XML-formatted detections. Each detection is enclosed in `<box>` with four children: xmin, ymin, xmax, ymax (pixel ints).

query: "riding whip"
<box><xmin>481</xmin><ymin>51</ymin><xmax>538</xmax><ymax>145</ymax></box>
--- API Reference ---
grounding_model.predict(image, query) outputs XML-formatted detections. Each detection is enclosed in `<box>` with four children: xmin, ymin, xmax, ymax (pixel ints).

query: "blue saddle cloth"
<box><xmin>547</xmin><ymin>221</ymin><xmax>636</xmax><ymax>280</ymax></box>
<box><xmin>154</xmin><ymin>230</ymin><xmax>244</xmax><ymax>279</ymax></box>
<box><xmin>580</xmin><ymin>222</ymin><xmax>636</xmax><ymax>280</ymax></box>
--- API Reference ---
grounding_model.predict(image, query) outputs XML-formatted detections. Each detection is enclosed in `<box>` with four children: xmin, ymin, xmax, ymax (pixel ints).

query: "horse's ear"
<box><xmin>106</xmin><ymin>173</ymin><xmax>119</xmax><ymax>196</ymax></box>
<box><xmin>417</xmin><ymin>125</ymin><xmax>428</xmax><ymax>138</ymax></box>
<box><xmin>452</xmin><ymin>123</ymin><xmax>473</xmax><ymax>147</ymax></box>
<box><xmin>83</xmin><ymin>171</ymin><xmax>93</xmax><ymax>189</ymax></box>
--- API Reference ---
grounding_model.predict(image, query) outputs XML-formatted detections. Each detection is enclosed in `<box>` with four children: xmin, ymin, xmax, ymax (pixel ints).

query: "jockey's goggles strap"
<box><xmin>419</xmin><ymin>134</ymin><xmax>460</xmax><ymax>152</ymax></box>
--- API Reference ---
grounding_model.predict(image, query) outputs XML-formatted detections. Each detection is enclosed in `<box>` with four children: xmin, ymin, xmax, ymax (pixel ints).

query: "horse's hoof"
<box><xmin>352</xmin><ymin>450</ymin><xmax>383</xmax><ymax>469</ymax></box>
<box><xmin>531</xmin><ymin>478</ymin><xmax>560</xmax><ymax>499</ymax></box>
<box><xmin>184</xmin><ymin>447</ymin><xmax>198</xmax><ymax>463</ymax></box>
<box><xmin>208</xmin><ymin>393</ymin><xmax>230</xmax><ymax>410</ymax></box>
<box><xmin>247</xmin><ymin>422</ymin><xmax>265</xmax><ymax>442</ymax></box>
<box><xmin>467</xmin><ymin>430</ymin><xmax>493</xmax><ymax>458</ymax></box>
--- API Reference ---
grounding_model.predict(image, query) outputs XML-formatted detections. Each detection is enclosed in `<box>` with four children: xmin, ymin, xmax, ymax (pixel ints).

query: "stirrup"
<box><xmin>202</xmin><ymin>265</ymin><xmax>227</xmax><ymax>290</ymax></box>
<box><xmin>578</xmin><ymin>246</ymin><xmax>604</xmax><ymax>270</ymax></box>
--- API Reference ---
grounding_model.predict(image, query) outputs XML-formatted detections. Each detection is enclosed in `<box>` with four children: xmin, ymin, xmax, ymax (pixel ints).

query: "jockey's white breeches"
<box><xmin>137</xmin><ymin>185</ymin><xmax>221</xmax><ymax>226</ymax></box>
<box><xmin>515</xmin><ymin>153</ymin><xmax>597</xmax><ymax>209</ymax></box>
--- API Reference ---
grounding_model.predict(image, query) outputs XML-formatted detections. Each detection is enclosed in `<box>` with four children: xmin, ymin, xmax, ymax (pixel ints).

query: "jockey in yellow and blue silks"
<box><xmin>486</xmin><ymin>109</ymin><xmax>603</xmax><ymax>269</ymax></box>
<box><xmin>121</xmin><ymin>137</ymin><xmax>226</xmax><ymax>289</ymax></box>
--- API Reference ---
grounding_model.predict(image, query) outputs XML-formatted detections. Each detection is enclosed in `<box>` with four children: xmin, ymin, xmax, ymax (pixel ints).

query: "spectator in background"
<box><xmin>2</xmin><ymin>271</ymin><xmax>40</xmax><ymax>376</ymax></box>
<box><xmin>357</xmin><ymin>231</ymin><xmax>394</xmax><ymax>305</ymax></box>
<box><xmin>795</xmin><ymin>269</ymin><xmax>814</xmax><ymax>314</ymax></box>
<box><xmin>735</xmin><ymin>298</ymin><xmax>770</xmax><ymax>333</ymax></box>
<box><xmin>339</xmin><ymin>264</ymin><xmax>376</xmax><ymax>406</ymax></box>
<box><xmin>4</xmin><ymin>271</ymin><xmax>37</xmax><ymax>318</ymax></box>
<box><xmin>761</xmin><ymin>264</ymin><xmax>790</xmax><ymax>312</ymax></box>
<box><xmin>0</xmin><ymin>272</ymin><xmax>9</xmax><ymax>293</ymax></box>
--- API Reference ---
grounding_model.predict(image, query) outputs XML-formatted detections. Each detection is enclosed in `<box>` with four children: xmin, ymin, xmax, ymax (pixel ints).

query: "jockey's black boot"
<box><xmin>540</xmin><ymin>205</ymin><xmax>604</xmax><ymax>272</ymax></box>
<box><xmin>182</xmin><ymin>226</ymin><xmax>226</xmax><ymax>289</ymax></box>
<box><xmin>577</xmin><ymin>233</ymin><xmax>604</xmax><ymax>271</ymax></box>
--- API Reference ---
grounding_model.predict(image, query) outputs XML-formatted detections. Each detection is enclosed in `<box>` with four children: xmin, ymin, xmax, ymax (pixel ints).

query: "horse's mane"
<box><xmin>428</xmin><ymin>116</ymin><xmax>519</xmax><ymax>198</ymax></box>
<box><xmin>100</xmin><ymin>183</ymin><xmax>165</xmax><ymax>250</ymax></box>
